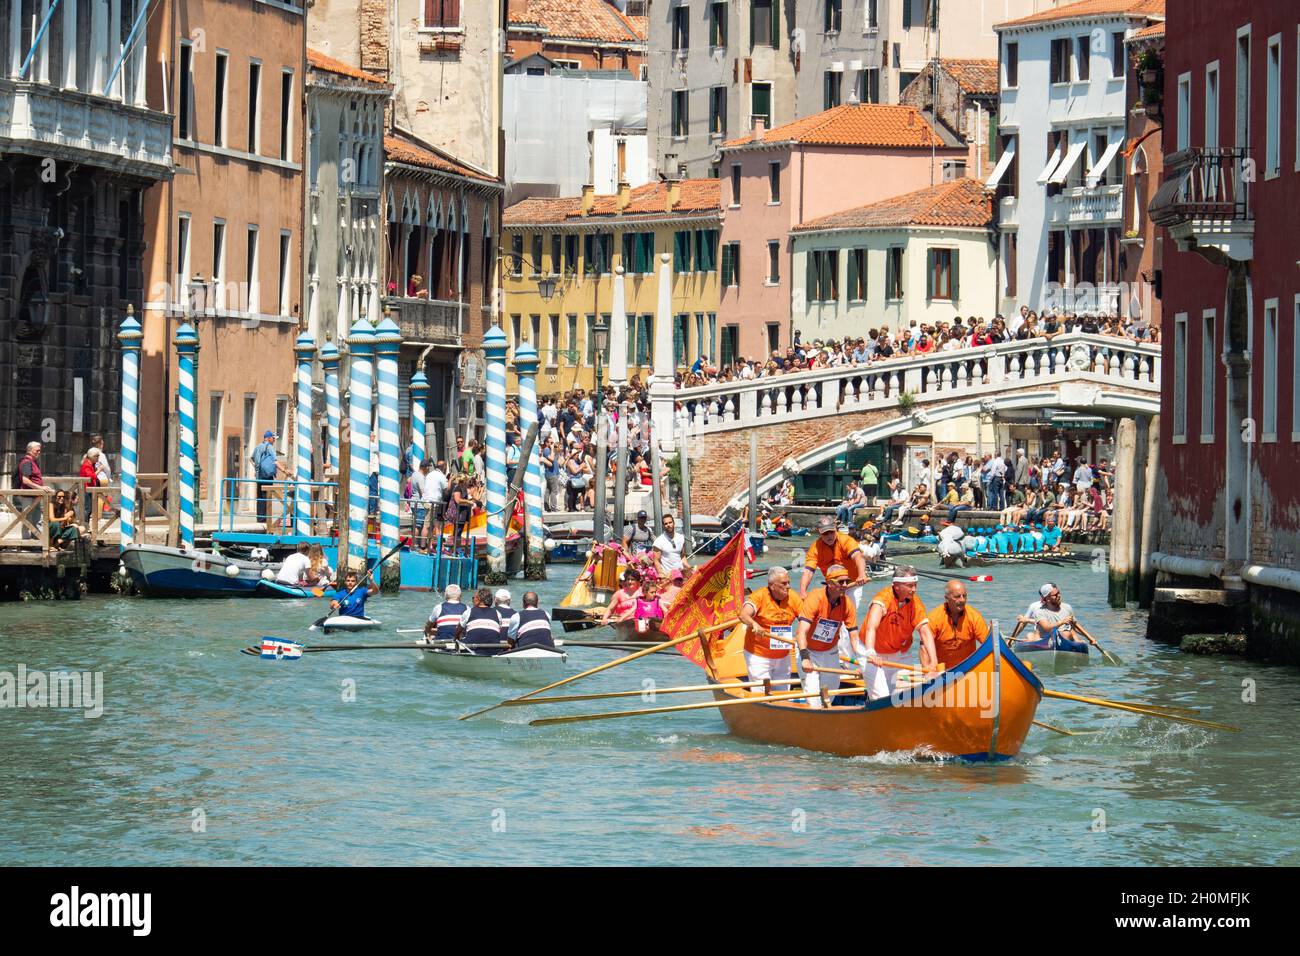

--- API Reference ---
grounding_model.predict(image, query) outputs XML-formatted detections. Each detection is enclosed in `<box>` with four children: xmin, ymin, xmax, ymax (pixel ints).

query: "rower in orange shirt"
<box><xmin>794</xmin><ymin>564</ymin><xmax>858</xmax><ymax>708</ymax></box>
<box><xmin>854</xmin><ymin>565</ymin><xmax>937</xmax><ymax>700</ymax></box>
<box><xmin>798</xmin><ymin>515</ymin><xmax>868</xmax><ymax>598</ymax></box>
<box><xmin>926</xmin><ymin>580</ymin><xmax>990</xmax><ymax>670</ymax></box>
<box><xmin>738</xmin><ymin>566</ymin><xmax>802</xmax><ymax>689</ymax></box>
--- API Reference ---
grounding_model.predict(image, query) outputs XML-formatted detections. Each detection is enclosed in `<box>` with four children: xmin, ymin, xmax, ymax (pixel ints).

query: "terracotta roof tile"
<box><xmin>1130</xmin><ymin>22</ymin><xmax>1165</xmax><ymax>39</ymax></box>
<box><xmin>940</xmin><ymin>58</ymin><xmax>1000</xmax><ymax>96</ymax></box>
<box><xmin>508</xmin><ymin>0</ymin><xmax>645</xmax><ymax>45</ymax></box>
<box><xmin>307</xmin><ymin>48</ymin><xmax>389</xmax><ymax>87</ymax></box>
<box><xmin>793</xmin><ymin>178</ymin><xmax>993</xmax><ymax>233</ymax></box>
<box><xmin>723</xmin><ymin>104</ymin><xmax>946</xmax><ymax>150</ymax></box>
<box><xmin>384</xmin><ymin>135</ymin><xmax>499</xmax><ymax>183</ymax></box>
<box><xmin>996</xmin><ymin>0</ymin><xmax>1164</xmax><ymax>30</ymax></box>
<box><xmin>504</xmin><ymin>179</ymin><xmax>721</xmax><ymax>226</ymax></box>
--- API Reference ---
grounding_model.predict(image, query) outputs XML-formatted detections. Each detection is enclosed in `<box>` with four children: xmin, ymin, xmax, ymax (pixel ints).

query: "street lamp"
<box><xmin>536</xmin><ymin>275</ymin><xmax>557</xmax><ymax>301</ymax></box>
<box><xmin>593</xmin><ymin>314</ymin><xmax>609</xmax><ymax>398</ymax></box>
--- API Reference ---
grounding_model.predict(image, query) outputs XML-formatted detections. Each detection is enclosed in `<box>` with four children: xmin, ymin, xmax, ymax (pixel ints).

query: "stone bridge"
<box><xmin>660</xmin><ymin>333</ymin><xmax>1161</xmax><ymax>514</ymax></box>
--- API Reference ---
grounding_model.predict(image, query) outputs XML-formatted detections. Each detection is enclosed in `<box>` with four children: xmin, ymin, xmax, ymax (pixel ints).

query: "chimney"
<box><xmin>616</xmin><ymin>180</ymin><xmax>631</xmax><ymax>211</ymax></box>
<box><xmin>581</xmin><ymin>183</ymin><xmax>595</xmax><ymax>214</ymax></box>
<box><xmin>907</xmin><ymin>111</ymin><xmax>915</xmax><ymax>128</ymax></box>
<box><xmin>753</xmin><ymin>117</ymin><xmax>766</xmax><ymax>141</ymax></box>
<box><xmin>666</xmin><ymin>179</ymin><xmax>682</xmax><ymax>212</ymax></box>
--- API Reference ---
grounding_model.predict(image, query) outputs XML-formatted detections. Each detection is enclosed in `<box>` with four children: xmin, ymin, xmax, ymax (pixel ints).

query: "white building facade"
<box><xmin>990</xmin><ymin>2</ymin><xmax>1166</xmax><ymax>317</ymax></box>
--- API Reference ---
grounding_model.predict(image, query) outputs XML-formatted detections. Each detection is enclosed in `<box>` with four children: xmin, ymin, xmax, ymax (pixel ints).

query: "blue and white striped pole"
<box><xmin>173</xmin><ymin>323</ymin><xmax>200</xmax><ymax>549</ymax></box>
<box><xmin>293</xmin><ymin>333</ymin><xmax>316</xmax><ymax>536</ymax></box>
<box><xmin>373</xmin><ymin>316</ymin><xmax>402</xmax><ymax>557</ymax></box>
<box><xmin>345</xmin><ymin>320</ymin><xmax>376</xmax><ymax>570</ymax></box>
<box><xmin>513</xmin><ymin>342</ymin><xmax>546</xmax><ymax>575</ymax></box>
<box><xmin>409</xmin><ymin>371</ymin><xmax>428</xmax><ymax>471</ymax></box>
<box><xmin>484</xmin><ymin>325</ymin><xmax>509</xmax><ymax>576</ymax></box>
<box><xmin>117</xmin><ymin>307</ymin><xmax>143</xmax><ymax>550</ymax></box>
<box><xmin>320</xmin><ymin>342</ymin><xmax>341</xmax><ymax>474</ymax></box>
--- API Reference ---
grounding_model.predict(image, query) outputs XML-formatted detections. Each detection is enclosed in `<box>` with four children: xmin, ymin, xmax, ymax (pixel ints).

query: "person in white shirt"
<box><xmin>275</xmin><ymin>543</ymin><xmax>313</xmax><ymax>585</ymax></box>
<box><xmin>1072</xmin><ymin>461</ymin><xmax>1094</xmax><ymax>493</ymax></box>
<box><xmin>937</xmin><ymin>521</ymin><xmax>966</xmax><ymax>568</ymax></box>
<box><xmin>652</xmin><ymin>514</ymin><xmax>688</xmax><ymax>576</ymax></box>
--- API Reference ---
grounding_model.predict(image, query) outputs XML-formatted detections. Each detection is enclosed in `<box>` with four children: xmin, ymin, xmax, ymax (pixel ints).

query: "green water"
<box><xmin>1</xmin><ymin>549</ymin><xmax>1297</xmax><ymax>866</ymax></box>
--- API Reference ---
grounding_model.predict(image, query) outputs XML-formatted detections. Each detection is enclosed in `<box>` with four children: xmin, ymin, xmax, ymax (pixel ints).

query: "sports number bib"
<box><xmin>768</xmin><ymin>625</ymin><xmax>793</xmax><ymax>652</ymax></box>
<box><xmin>812</xmin><ymin>618</ymin><xmax>841</xmax><ymax>646</ymax></box>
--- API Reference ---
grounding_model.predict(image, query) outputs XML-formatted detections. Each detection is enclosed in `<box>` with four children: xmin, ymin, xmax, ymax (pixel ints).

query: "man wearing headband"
<box><xmin>1017</xmin><ymin>582</ymin><xmax>1076</xmax><ymax>639</ymax></box>
<box><xmin>855</xmin><ymin>565</ymin><xmax>937</xmax><ymax>699</ymax></box>
<box><xmin>739</xmin><ymin>567</ymin><xmax>802</xmax><ymax>689</ymax></box>
<box><xmin>798</xmin><ymin>515</ymin><xmax>867</xmax><ymax>598</ymax></box>
<box><xmin>793</xmin><ymin>564</ymin><xmax>858</xmax><ymax>708</ymax></box>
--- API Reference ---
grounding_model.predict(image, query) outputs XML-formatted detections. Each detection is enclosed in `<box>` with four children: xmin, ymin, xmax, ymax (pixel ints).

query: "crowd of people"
<box><xmin>11</xmin><ymin>437</ymin><xmax>117</xmax><ymax>553</ymax></box>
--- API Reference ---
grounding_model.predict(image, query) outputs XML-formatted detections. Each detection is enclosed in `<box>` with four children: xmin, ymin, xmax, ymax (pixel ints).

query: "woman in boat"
<box><xmin>600</xmin><ymin>568</ymin><xmax>642</xmax><ymax>626</ymax></box>
<box><xmin>658</xmin><ymin>568</ymin><xmax>684</xmax><ymax>609</ymax></box>
<box><xmin>457</xmin><ymin>587</ymin><xmax>502</xmax><ymax>655</ymax></box>
<box><xmin>303</xmin><ymin>544</ymin><xmax>333</xmax><ymax>587</ymax></box>
<box><xmin>47</xmin><ymin>489</ymin><xmax>83</xmax><ymax>551</ymax></box>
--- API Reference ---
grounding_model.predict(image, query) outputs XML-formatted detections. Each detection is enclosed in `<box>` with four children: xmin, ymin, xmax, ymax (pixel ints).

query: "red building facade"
<box><xmin>1150</xmin><ymin>0</ymin><xmax>1300</xmax><ymax>660</ymax></box>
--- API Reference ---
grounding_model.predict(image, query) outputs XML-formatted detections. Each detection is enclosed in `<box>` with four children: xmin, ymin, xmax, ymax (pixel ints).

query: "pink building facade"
<box><xmin>716</xmin><ymin>106</ymin><xmax>967</xmax><ymax>363</ymax></box>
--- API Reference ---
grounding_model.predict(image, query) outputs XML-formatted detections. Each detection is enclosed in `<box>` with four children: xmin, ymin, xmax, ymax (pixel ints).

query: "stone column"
<box><xmin>293</xmin><ymin>333</ymin><xmax>316</xmax><ymax>536</ymax></box>
<box><xmin>173</xmin><ymin>323</ymin><xmax>200</xmax><ymax>549</ymax></box>
<box><xmin>345</xmin><ymin>320</ymin><xmax>376</xmax><ymax>571</ymax></box>
<box><xmin>117</xmin><ymin>307</ymin><xmax>143</xmax><ymax>549</ymax></box>
<box><xmin>409</xmin><ymin>370</ymin><xmax>428</xmax><ymax>471</ymax></box>
<box><xmin>1108</xmin><ymin>417</ymin><xmax>1137</xmax><ymax>607</ymax></box>
<box><xmin>320</xmin><ymin>342</ymin><xmax>341</xmax><ymax>474</ymax></box>
<box><xmin>1137</xmin><ymin>413</ymin><xmax>1161</xmax><ymax>608</ymax></box>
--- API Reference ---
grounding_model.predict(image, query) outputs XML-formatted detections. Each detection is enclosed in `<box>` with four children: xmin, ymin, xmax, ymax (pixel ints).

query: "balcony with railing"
<box><xmin>1150</xmin><ymin>147</ymin><xmax>1254</xmax><ymax>262</ymax></box>
<box><xmin>385</xmin><ymin>296</ymin><xmax>463</xmax><ymax>346</ymax></box>
<box><xmin>1047</xmin><ymin>183</ymin><xmax>1123</xmax><ymax>227</ymax></box>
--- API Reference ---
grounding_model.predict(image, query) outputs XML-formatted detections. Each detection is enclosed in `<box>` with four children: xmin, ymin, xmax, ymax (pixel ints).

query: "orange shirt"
<box><xmin>743</xmin><ymin>586</ymin><xmax>803</xmax><ymax>659</ymax></box>
<box><xmin>803</xmin><ymin>532</ymin><xmax>863</xmax><ymax>578</ymax></box>
<box><xmin>867</xmin><ymin>585</ymin><xmax>928</xmax><ymax>655</ymax></box>
<box><xmin>798</xmin><ymin>588</ymin><xmax>858</xmax><ymax>652</ymax></box>
<box><xmin>926</xmin><ymin>604</ymin><xmax>989</xmax><ymax>669</ymax></box>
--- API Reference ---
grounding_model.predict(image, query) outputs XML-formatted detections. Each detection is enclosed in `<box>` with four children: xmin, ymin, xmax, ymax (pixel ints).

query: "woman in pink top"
<box><xmin>600</xmin><ymin>568</ymin><xmax>642</xmax><ymax>625</ymax></box>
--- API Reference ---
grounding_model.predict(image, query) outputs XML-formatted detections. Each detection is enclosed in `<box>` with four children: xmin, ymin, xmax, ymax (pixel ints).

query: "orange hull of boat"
<box><xmin>711</xmin><ymin>634</ymin><xmax>1041</xmax><ymax>761</ymax></box>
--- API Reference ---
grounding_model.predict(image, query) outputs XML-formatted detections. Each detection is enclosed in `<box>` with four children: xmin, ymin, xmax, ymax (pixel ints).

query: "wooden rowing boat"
<box><xmin>552</xmin><ymin>551</ymin><xmax>622</xmax><ymax>632</ymax></box>
<box><xmin>1010</xmin><ymin>629</ymin><xmax>1089</xmax><ymax>674</ymax></box>
<box><xmin>707</xmin><ymin>630</ymin><xmax>1042</xmax><ymax>761</ymax></box>
<box><xmin>415</xmin><ymin>641</ymin><xmax>567</xmax><ymax>682</ymax></box>
<box><xmin>611</xmin><ymin>617</ymin><xmax>665</xmax><ymax>643</ymax></box>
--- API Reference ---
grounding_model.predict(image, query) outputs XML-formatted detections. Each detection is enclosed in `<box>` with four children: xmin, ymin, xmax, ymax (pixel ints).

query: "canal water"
<box><xmin>2</xmin><ymin>547</ymin><xmax>1297</xmax><ymax>866</ymax></box>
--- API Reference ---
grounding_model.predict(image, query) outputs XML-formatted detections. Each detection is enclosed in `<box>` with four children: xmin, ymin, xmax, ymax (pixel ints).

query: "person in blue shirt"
<box><xmin>329</xmin><ymin>569</ymin><xmax>380</xmax><ymax>619</ymax></box>
<box><xmin>1041</xmin><ymin>523</ymin><xmax>1064</xmax><ymax>551</ymax></box>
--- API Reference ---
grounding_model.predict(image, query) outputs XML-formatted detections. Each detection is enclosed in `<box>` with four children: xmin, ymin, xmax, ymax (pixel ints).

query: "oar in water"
<box><xmin>1071</xmin><ymin>619</ymin><xmax>1122</xmax><ymax>666</ymax></box>
<box><xmin>875</xmin><ymin>558</ymin><xmax>992</xmax><ymax>584</ymax></box>
<box><xmin>1041</xmin><ymin>688</ymin><xmax>1238</xmax><ymax>732</ymax></box>
<box><xmin>458</xmin><ymin>617</ymin><xmax>740</xmax><ymax>721</ymax></box>
<box><xmin>528</xmin><ymin>684</ymin><xmax>869</xmax><ymax>727</ymax></box>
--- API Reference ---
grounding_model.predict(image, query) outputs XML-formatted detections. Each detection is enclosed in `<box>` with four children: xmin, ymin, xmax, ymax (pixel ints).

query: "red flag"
<box><xmin>661</xmin><ymin>532</ymin><xmax>747</xmax><ymax>669</ymax></box>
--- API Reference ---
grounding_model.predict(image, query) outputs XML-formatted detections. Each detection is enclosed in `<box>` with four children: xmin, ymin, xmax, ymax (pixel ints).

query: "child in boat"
<box><xmin>632</xmin><ymin>578</ymin><xmax>665</xmax><ymax>635</ymax></box>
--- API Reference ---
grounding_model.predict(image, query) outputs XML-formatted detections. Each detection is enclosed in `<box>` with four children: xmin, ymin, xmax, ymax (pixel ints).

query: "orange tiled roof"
<box><xmin>793</xmin><ymin>178</ymin><xmax>993</xmax><ymax>233</ymax></box>
<box><xmin>1130</xmin><ymin>22</ymin><xmax>1165</xmax><ymax>39</ymax></box>
<box><xmin>509</xmin><ymin>0</ymin><xmax>645</xmax><ymax>45</ymax></box>
<box><xmin>504</xmin><ymin>179</ymin><xmax>721</xmax><ymax>226</ymax></box>
<box><xmin>307</xmin><ymin>48</ymin><xmax>389</xmax><ymax>87</ymax></box>
<box><xmin>941</xmin><ymin>58</ymin><xmax>1000</xmax><ymax>96</ymax></box>
<box><xmin>724</xmin><ymin>104</ymin><xmax>946</xmax><ymax>150</ymax></box>
<box><xmin>384</xmin><ymin>135</ymin><xmax>499</xmax><ymax>183</ymax></box>
<box><xmin>996</xmin><ymin>0</ymin><xmax>1164</xmax><ymax>30</ymax></box>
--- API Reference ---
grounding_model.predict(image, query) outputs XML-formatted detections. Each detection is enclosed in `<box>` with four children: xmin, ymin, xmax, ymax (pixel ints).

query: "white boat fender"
<box><xmin>225</xmin><ymin>563</ymin><xmax>241</xmax><ymax>577</ymax></box>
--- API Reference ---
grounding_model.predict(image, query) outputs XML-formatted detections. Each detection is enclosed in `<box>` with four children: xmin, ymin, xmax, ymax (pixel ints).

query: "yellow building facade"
<box><xmin>502</xmin><ymin>179</ymin><xmax>721</xmax><ymax>395</ymax></box>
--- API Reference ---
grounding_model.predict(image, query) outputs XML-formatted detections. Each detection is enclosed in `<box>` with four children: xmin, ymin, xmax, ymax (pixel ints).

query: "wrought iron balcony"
<box><xmin>1150</xmin><ymin>147</ymin><xmax>1254</xmax><ymax>262</ymax></box>
<box><xmin>385</xmin><ymin>296</ymin><xmax>463</xmax><ymax>346</ymax></box>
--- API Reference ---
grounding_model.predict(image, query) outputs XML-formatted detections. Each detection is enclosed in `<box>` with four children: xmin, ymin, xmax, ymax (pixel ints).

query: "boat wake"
<box><xmin>848</xmin><ymin>745</ymin><xmax>955</xmax><ymax>766</ymax></box>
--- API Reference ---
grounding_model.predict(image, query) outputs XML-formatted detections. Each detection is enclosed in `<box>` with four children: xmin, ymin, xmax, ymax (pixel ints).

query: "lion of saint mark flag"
<box><xmin>661</xmin><ymin>531</ymin><xmax>747</xmax><ymax>669</ymax></box>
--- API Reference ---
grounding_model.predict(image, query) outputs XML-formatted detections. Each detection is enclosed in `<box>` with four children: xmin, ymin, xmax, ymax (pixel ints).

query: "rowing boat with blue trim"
<box><xmin>705</xmin><ymin>632</ymin><xmax>1042</xmax><ymax>761</ymax></box>
<box><xmin>1009</xmin><ymin>628</ymin><xmax>1089</xmax><ymax>674</ymax></box>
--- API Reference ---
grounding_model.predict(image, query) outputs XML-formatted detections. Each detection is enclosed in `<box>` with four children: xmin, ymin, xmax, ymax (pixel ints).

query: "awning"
<box><xmin>1086</xmin><ymin>140</ymin><xmax>1123</xmax><ymax>187</ymax></box>
<box><xmin>1036</xmin><ymin>145</ymin><xmax>1063</xmax><ymax>184</ymax></box>
<box><xmin>1049</xmin><ymin>140</ymin><xmax>1087</xmax><ymax>184</ymax></box>
<box><xmin>984</xmin><ymin>143</ymin><xmax>1016</xmax><ymax>188</ymax></box>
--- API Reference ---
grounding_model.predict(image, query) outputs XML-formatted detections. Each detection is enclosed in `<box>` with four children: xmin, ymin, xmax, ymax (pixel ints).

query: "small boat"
<box><xmin>255</xmin><ymin>580</ymin><xmax>320</xmax><ymax>599</ymax></box>
<box><xmin>312</xmin><ymin>615</ymin><xmax>383</xmax><ymax>634</ymax></box>
<box><xmin>415</xmin><ymin>640</ymin><xmax>567</xmax><ymax>683</ymax></box>
<box><xmin>1010</xmin><ymin>628</ymin><xmax>1089</xmax><ymax>673</ymax></box>
<box><xmin>707</xmin><ymin>629</ymin><xmax>1042</xmax><ymax>761</ymax></box>
<box><xmin>122</xmin><ymin>543</ymin><xmax>276</xmax><ymax>597</ymax></box>
<box><xmin>611</xmin><ymin>617</ymin><xmax>665</xmax><ymax>643</ymax></box>
<box><xmin>552</xmin><ymin>551</ymin><xmax>621</xmax><ymax>632</ymax></box>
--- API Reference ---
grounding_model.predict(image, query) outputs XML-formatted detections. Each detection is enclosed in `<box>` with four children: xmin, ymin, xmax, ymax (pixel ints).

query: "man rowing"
<box><xmin>854</xmin><ymin>565</ymin><xmax>937</xmax><ymax>700</ymax></box>
<box><xmin>506</xmin><ymin>591</ymin><xmax>557</xmax><ymax>650</ymax></box>
<box><xmin>798</xmin><ymin>514</ymin><xmax>867</xmax><ymax>598</ymax></box>
<box><xmin>457</xmin><ymin>587</ymin><xmax>504</xmax><ymax>655</ymax></box>
<box><xmin>423</xmin><ymin>583</ymin><xmax>468</xmax><ymax>644</ymax></box>
<box><xmin>794</xmin><ymin>563</ymin><xmax>858</xmax><ymax>708</ymax></box>
<box><xmin>329</xmin><ymin>569</ymin><xmax>380</xmax><ymax>619</ymax></box>
<box><xmin>738</xmin><ymin>566</ymin><xmax>802</xmax><ymax>690</ymax></box>
<box><xmin>926</xmin><ymin>580</ymin><xmax>990</xmax><ymax>670</ymax></box>
<box><xmin>1016</xmin><ymin>582</ymin><xmax>1077</xmax><ymax>642</ymax></box>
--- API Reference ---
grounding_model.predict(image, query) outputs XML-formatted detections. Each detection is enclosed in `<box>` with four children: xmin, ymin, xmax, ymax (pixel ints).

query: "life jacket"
<box><xmin>512</xmin><ymin>608</ymin><xmax>555</xmax><ymax>650</ymax></box>
<box><xmin>431</xmin><ymin>600</ymin><xmax>467</xmax><ymax>642</ymax></box>
<box><xmin>461</xmin><ymin>606</ymin><xmax>501</xmax><ymax>653</ymax></box>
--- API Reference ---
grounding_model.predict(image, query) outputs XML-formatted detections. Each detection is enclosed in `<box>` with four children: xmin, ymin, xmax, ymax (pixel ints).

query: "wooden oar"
<box><xmin>876</xmin><ymin>558</ymin><xmax>993</xmax><ymax>584</ymax></box>
<box><xmin>1033</xmin><ymin>719</ymin><xmax>1078</xmax><ymax>736</ymax></box>
<box><xmin>1042</xmin><ymin>688</ymin><xmax>1237</xmax><ymax>732</ymax></box>
<box><xmin>529</xmin><ymin>684</ymin><xmax>869</xmax><ymax>726</ymax></box>
<box><xmin>458</xmin><ymin>617</ymin><xmax>740</xmax><ymax>720</ymax></box>
<box><xmin>499</xmin><ymin>677</ymin><xmax>804</xmax><ymax>707</ymax></box>
<box><xmin>1071</xmin><ymin>619</ymin><xmax>1122</xmax><ymax>665</ymax></box>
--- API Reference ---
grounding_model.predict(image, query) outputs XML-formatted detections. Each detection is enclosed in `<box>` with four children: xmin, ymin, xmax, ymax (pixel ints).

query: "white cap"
<box><xmin>1039</xmin><ymin>583</ymin><xmax>1056</xmax><ymax>598</ymax></box>
<box><xmin>494</xmin><ymin>588</ymin><xmax>512</xmax><ymax>603</ymax></box>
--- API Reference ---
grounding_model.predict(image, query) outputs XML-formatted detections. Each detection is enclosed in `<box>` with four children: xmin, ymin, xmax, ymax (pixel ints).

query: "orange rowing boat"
<box><xmin>704</xmin><ymin>627</ymin><xmax>1043</xmax><ymax>762</ymax></box>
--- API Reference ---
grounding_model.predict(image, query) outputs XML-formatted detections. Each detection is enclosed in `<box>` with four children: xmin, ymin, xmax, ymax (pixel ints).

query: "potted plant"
<box><xmin>1137</xmin><ymin>49</ymin><xmax>1162</xmax><ymax>85</ymax></box>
